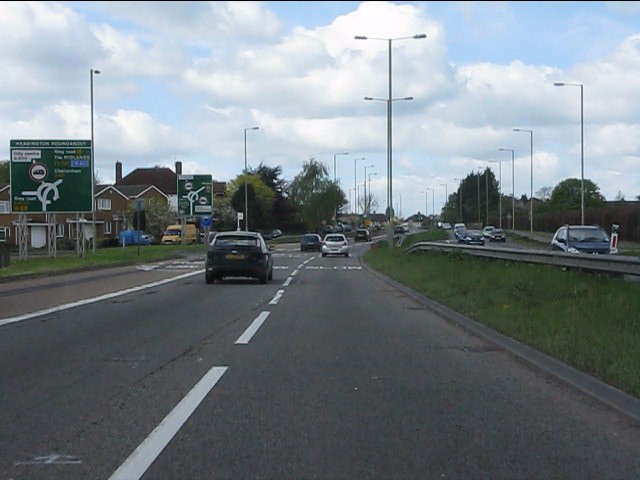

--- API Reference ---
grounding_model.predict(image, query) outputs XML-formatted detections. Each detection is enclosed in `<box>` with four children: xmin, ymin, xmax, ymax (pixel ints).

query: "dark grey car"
<box><xmin>205</xmin><ymin>231</ymin><xmax>274</xmax><ymax>284</ymax></box>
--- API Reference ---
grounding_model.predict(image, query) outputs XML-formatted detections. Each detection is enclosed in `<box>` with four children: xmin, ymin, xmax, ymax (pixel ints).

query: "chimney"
<box><xmin>115</xmin><ymin>161</ymin><xmax>122</xmax><ymax>183</ymax></box>
<box><xmin>175</xmin><ymin>160</ymin><xmax>182</xmax><ymax>175</ymax></box>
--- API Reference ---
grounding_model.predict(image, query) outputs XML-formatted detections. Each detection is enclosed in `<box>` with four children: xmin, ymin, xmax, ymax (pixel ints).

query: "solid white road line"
<box><xmin>108</xmin><ymin>366</ymin><xmax>228</xmax><ymax>480</ymax></box>
<box><xmin>235</xmin><ymin>311</ymin><xmax>271</xmax><ymax>344</ymax></box>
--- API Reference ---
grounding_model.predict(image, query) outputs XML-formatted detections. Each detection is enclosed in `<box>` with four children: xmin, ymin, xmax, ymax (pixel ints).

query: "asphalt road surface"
<box><xmin>1</xmin><ymin>243</ymin><xmax>639</xmax><ymax>479</ymax></box>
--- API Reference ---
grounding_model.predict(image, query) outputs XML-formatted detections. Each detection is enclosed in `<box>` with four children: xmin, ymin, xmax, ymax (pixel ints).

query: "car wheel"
<box><xmin>260</xmin><ymin>269</ymin><xmax>268</xmax><ymax>284</ymax></box>
<box><xmin>268</xmin><ymin>266</ymin><xmax>273</xmax><ymax>281</ymax></box>
<box><xmin>205</xmin><ymin>272</ymin><xmax>214</xmax><ymax>284</ymax></box>
<box><xmin>345</xmin><ymin>253</ymin><xmax>349</xmax><ymax>257</ymax></box>
<box><xmin>322</xmin><ymin>252</ymin><xmax>326</xmax><ymax>257</ymax></box>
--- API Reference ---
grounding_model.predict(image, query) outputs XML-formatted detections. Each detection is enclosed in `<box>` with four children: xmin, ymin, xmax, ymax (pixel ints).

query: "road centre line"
<box><xmin>283</xmin><ymin>277</ymin><xmax>292</xmax><ymax>287</ymax></box>
<box><xmin>269</xmin><ymin>289</ymin><xmax>285</xmax><ymax>305</ymax></box>
<box><xmin>291</xmin><ymin>268</ymin><xmax>299</xmax><ymax>276</ymax></box>
<box><xmin>235</xmin><ymin>311</ymin><xmax>271</xmax><ymax>344</ymax></box>
<box><xmin>0</xmin><ymin>270</ymin><xmax>203</xmax><ymax>327</ymax></box>
<box><xmin>108</xmin><ymin>366</ymin><xmax>228</xmax><ymax>480</ymax></box>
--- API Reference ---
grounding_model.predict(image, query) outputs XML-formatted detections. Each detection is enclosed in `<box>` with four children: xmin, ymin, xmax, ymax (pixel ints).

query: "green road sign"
<box><xmin>9</xmin><ymin>139</ymin><xmax>93</xmax><ymax>213</ymax></box>
<box><xmin>177</xmin><ymin>174</ymin><xmax>212</xmax><ymax>216</ymax></box>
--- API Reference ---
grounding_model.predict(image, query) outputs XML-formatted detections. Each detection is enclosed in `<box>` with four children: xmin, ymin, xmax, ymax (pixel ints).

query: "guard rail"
<box><xmin>404</xmin><ymin>241</ymin><xmax>640</xmax><ymax>277</ymax></box>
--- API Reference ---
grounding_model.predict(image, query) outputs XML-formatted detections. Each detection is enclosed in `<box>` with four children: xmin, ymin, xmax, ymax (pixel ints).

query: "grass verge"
<box><xmin>364</xmin><ymin>231</ymin><xmax>640</xmax><ymax>399</ymax></box>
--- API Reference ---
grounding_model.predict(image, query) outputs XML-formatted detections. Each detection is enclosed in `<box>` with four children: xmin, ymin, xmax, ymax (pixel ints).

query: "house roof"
<box><xmin>116</xmin><ymin>166</ymin><xmax>177</xmax><ymax>195</ymax></box>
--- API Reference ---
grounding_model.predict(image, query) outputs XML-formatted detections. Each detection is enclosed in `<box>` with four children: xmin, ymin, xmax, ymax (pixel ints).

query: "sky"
<box><xmin>1</xmin><ymin>1</ymin><xmax>640</xmax><ymax>219</ymax></box>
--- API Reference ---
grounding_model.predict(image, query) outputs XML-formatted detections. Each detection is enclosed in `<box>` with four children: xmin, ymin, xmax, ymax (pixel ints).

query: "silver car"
<box><xmin>322</xmin><ymin>233</ymin><xmax>350</xmax><ymax>257</ymax></box>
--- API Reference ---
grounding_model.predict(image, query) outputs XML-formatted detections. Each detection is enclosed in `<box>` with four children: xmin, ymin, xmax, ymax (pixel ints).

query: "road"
<box><xmin>1</xmin><ymin>242</ymin><xmax>639</xmax><ymax>479</ymax></box>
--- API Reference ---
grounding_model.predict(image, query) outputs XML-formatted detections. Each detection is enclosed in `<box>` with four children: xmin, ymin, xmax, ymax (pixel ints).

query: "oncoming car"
<box><xmin>550</xmin><ymin>224</ymin><xmax>612</xmax><ymax>255</ymax></box>
<box><xmin>458</xmin><ymin>229</ymin><xmax>485</xmax><ymax>246</ymax></box>
<box><xmin>322</xmin><ymin>233</ymin><xmax>350</xmax><ymax>257</ymax></box>
<box><xmin>205</xmin><ymin>231</ymin><xmax>274</xmax><ymax>284</ymax></box>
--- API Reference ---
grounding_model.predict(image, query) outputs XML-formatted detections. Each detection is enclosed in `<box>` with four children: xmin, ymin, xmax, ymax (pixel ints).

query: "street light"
<box><xmin>244</xmin><ymin>126</ymin><xmax>260</xmax><ymax>231</ymax></box>
<box><xmin>364</xmin><ymin>164</ymin><xmax>375</xmax><ymax>216</ymax></box>
<box><xmin>513</xmin><ymin>128</ymin><xmax>534</xmax><ymax>233</ymax></box>
<box><xmin>477</xmin><ymin>168</ymin><xmax>482</xmax><ymax>223</ymax></box>
<box><xmin>356</xmin><ymin>33</ymin><xmax>427</xmax><ymax>248</ymax></box>
<box><xmin>454</xmin><ymin>178</ymin><xmax>463</xmax><ymax>223</ymax></box>
<box><xmin>489</xmin><ymin>160</ymin><xmax>503</xmax><ymax>228</ymax></box>
<box><xmin>354</xmin><ymin>157</ymin><xmax>365</xmax><ymax>215</ymax></box>
<box><xmin>421</xmin><ymin>190</ymin><xmax>428</xmax><ymax>226</ymax></box>
<box><xmin>333</xmin><ymin>152</ymin><xmax>349</xmax><ymax>183</ymax></box>
<box><xmin>90</xmin><ymin>68</ymin><xmax>100</xmax><ymax>254</ymax></box>
<box><xmin>440</xmin><ymin>183</ymin><xmax>447</xmax><ymax>222</ymax></box>
<box><xmin>427</xmin><ymin>187</ymin><xmax>435</xmax><ymax>217</ymax></box>
<box><xmin>499</xmin><ymin>148</ymin><xmax>515</xmax><ymax>230</ymax></box>
<box><xmin>554</xmin><ymin>82</ymin><xmax>584</xmax><ymax>225</ymax></box>
<box><xmin>368</xmin><ymin>172</ymin><xmax>377</xmax><ymax>215</ymax></box>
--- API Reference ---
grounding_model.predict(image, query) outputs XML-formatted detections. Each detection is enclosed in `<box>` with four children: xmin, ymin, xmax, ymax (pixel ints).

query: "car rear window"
<box><xmin>325</xmin><ymin>235</ymin><xmax>344</xmax><ymax>242</ymax></box>
<box><xmin>214</xmin><ymin>236</ymin><xmax>259</xmax><ymax>248</ymax></box>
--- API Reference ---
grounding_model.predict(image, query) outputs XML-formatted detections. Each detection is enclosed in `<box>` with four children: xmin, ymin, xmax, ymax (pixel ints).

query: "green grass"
<box><xmin>0</xmin><ymin>244</ymin><xmax>203</xmax><ymax>279</ymax></box>
<box><xmin>363</xmin><ymin>243</ymin><xmax>640</xmax><ymax>398</ymax></box>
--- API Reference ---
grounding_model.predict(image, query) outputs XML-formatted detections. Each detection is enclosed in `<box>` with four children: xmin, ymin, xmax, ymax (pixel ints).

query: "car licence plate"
<box><xmin>226</xmin><ymin>253</ymin><xmax>245</xmax><ymax>260</ymax></box>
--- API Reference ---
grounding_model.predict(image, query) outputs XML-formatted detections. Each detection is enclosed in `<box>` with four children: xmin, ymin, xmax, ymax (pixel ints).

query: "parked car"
<box><xmin>550</xmin><ymin>224</ymin><xmax>612</xmax><ymax>254</ymax></box>
<box><xmin>300</xmin><ymin>233</ymin><xmax>323</xmax><ymax>252</ymax></box>
<box><xmin>354</xmin><ymin>228</ymin><xmax>371</xmax><ymax>242</ymax></box>
<box><xmin>394</xmin><ymin>225</ymin><xmax>405</xmax><ymax>235</ymax></box>
<box><xmin>458</xmin><ymin>229</ymin><xmax>485</xmax><ymax>245</ymax></box>
<box><xmin>488</xmin><ymin>228</ymin><xmax>506</xmax><ymax>242</ymax></box>
<box><xmin>322</xmin><ymin>233</ymin><xmax>350</xmax><ymax>257</ymax></box>
<box><xmin>205</xmin><ymin>231</ymin><xmax>274</xmax><ymax>284</ymax></box>
<box><xmin>118</xmin><ymin>230</ymin><xmax>151</xmax><ymax>246</ymax></box>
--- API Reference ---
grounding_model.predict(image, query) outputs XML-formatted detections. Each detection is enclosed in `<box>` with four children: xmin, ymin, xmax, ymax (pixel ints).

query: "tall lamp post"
<box><xmin>440</xmin><ymin>183</ymin><xmax>447</xmax><ymax>223</ymax></box>
<box><xmin>356</xmin><ymin>33</ymin><xmax>427</xmax><ymax>248</ymax></box>
<box><xmin>489</xmin><ymin>160</ymin><xmax>503</xmax><ymax>228</ymax></box>
<box><xmin>513</xmin><ymin>128</ymin><xmax>534</xmax><ymax>233</ymax></box>
<box><xmin>333</xmin><ymin>152</ymin><xmax>349</xmax><ymax>183</ymax></box>
<box><xmin>368</xmin><ymin>172</ymin><xmax>377</xmax><ymax>215</ymax></box>
<box><xmin>421</xmin><ymin>190</ymin><xmax>428</xmax><ymax>226</ymax></box>
<box><xmin>454</xmin><ymin>178</ymin><xmax>463</xmax><ymax>223</ymax></box>
<box><xmin>427</xmin><ymin>187</ymin><xmax>435</xmax><ymax>218</ymax></box>
<box><xmin>244</xmin><ymin>126</ymin><xmax>260</xmax><ymax>231</ymax></box>
<box><xmin>354</xmin><ymin>157</ymin><xmax>365</xmax><ymax>215</ymax></box>
<box><xmin>554</xmin><ymin>82</ymin><xmax>584</xmax><ymax>225</ymax></box>
<box><xmin>90</xmin><ymin>68</ymin><xmax>100</xmax><ymax>254</ymax></box>
<box><xmin>333</xmin><ymin>152</ymin><xmax>349</xmax><ymax>223</ymax></box>
<box><xmin>499</xmin><ymin>148</ymin><xmax>515</xmax><ymax>230</ymax></box>
<box><xmin>363</xmin><ymin>164</ymin><xmax>375</xmax><ymax>217</ymax></box>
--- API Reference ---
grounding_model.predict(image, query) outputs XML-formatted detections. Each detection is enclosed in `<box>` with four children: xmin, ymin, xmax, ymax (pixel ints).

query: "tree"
<box><xmin>615</xmin><ymin>191</ymin><xmax>625</xmax><ymax>202</ymax></box>
<box><xmin>289</xmin><ymin>158</ymin><xmax>346</xmax><ymax>232</ymax></box>
<box><xmin>250</xmin><ymin>163</ymin><xmax>296</xmax><ymax>229</ymax></box>
<box><xmin>549</xmin><ymin>178</ymin><xmax>605</xmax><ymax>211</ymax></box>
<box><xmin>228</xmin><ymin>174</ymin><xmax>275</xmax><ymax>231</ymax></box>
<box><xmin>124</xmin><ymin>198</ymin><xmax>177</xmax><ymax>241</ymax></box>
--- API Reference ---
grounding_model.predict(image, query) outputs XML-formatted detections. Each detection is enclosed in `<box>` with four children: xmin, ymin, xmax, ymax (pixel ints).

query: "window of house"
<box><xmin>0</xmin><ymin>200</ymin><xmax>9</xmax><ymax>214</ymax></box>
<box><xmin>0</xmin><ymin>227</ymin><xmax>8</xmax><ymax>242</ymax></box>
<box><xmin>97</xmin><ymin>198</ymin><xmax>112</xmax><ymax>210</ymax></box>
<box><xmin>56</xmin><ymin>224</ymin><xmax>65</xmax><ymax>238</ymax></box>
<box><xmin>105</xmin><ymin>222</ymin><xmax>112</xmax><ymax>234</ymax></box>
